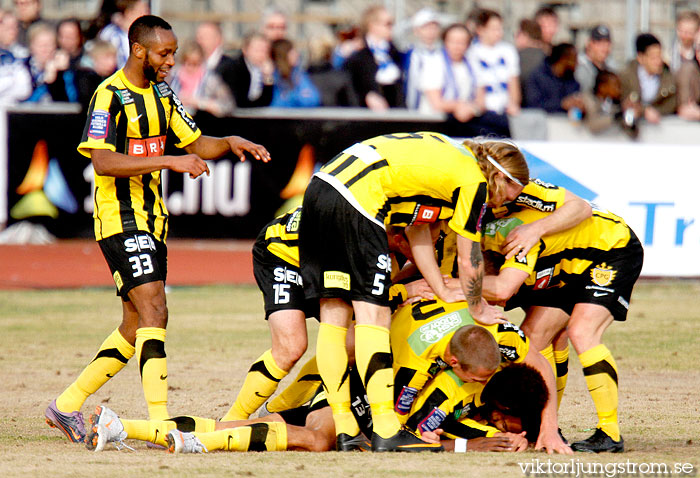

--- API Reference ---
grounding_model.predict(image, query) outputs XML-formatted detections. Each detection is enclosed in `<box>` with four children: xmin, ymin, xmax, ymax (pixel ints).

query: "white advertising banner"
<box><xmin>518</xmin><ymin>141</ymin><xmax>700</xmax><ymax>277</ymax></box>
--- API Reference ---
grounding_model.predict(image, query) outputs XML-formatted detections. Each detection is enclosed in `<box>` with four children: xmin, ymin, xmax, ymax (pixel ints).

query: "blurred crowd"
<box><xmin>2</xmin><ymin>1</ymin><xmax>700</xmax><ymax>136</ymax></box>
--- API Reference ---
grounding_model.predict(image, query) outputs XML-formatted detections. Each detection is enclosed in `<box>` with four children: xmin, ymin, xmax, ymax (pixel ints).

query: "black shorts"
<box><xmin>507</xmin><ymin>230</ymin><xmax>643</xmax><ymax>321</ymax></box>
<box><xmin>299</xmin><ymin>177</ymin><xmax>391</xmax><ymax>306</ymax></box>
<box><xmin>98</xmin><ymin>232</ymin><xmax>167</xmax><ymax>299</ymax></box>
<box><xmin>253</xmin><ymin>234</ymin><xmax>319</xmax><ymax>320</ymax></box>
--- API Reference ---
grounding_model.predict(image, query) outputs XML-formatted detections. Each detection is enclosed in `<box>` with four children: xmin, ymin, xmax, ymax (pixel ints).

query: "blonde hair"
<box><xmin>463</xmin><ymin>137</ymin><xmax>529</xmax><ymax>200</ymax></box>
<box><xmin>360</xmin><ymin>5</ymin><xmax>388</xmax><ymax>35</ymax></box>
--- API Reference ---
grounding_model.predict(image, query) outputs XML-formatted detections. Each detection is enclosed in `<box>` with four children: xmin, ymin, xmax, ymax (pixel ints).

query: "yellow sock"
<box><xmin>579</xmin><ymin>344</ymin><xmax>620</xmax><ymax>441</ymax></box>
<box><xmin>136</xmin><ymin>327</ymin><xmax>169</xmax><ymax>420</ymax></box>
<box><xmin>540</xmin><ymin>344</ymin><xmax>556</xmax><ymax>376</ymax></box>
<box><xmin>267</xmin><ymin>356</ymin><xmax>321</xmax><ymax>413</ymax></box>
<box><xmin>554</xmin><ymin>346</ymin><xmax>569</xmax><ymax>409</ymax></box>
<box><xmin>317</xmin><ymin>323</ymin><xmax>358</xmax><ymax>437</ymax></box>
<box><xmin>355</xmin><ymin>324</ymin><xmax>398</xmax><ymax>439</ymax></box>
<box><xmin>56</xmin><ymin>329</ymin><xmax>134</xmax><ymax>413</ymax></box>
<box><xmin>221</xmin><ymin>349</ymin><xmax>288</xmax><ymax>421</ymax></box>
<box><xmin>122</xmin><ymin>416</ymin><xmax>216</xmax><ymax>447</ymax></box>
<box><xmin>195</xmin><ymin>422</ymin><xmax>288</xmax><ymax>451</ymax></box>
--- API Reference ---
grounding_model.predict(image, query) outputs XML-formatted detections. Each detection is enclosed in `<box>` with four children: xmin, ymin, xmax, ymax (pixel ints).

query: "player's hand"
<box><xmin>419</xmin><ymin>428</ymin><xmax>442</xmax><ymax>444</ymax></box>
<box><xmin>404</xmin><ymin>278</ymin><xmax>435</xmax><ymax>301</ymax></box>
<box><xmin>471</xmin><ymin>299</ymin><xmax>508</xmax><ymax>325</ymax></box>
<box><xmin>227</xmin><ymin>136</ymin><xmax>271</xmax><ymax>163</ymax></box>
<box><xmin>495</xmin><ymin>432</ymin><xmax>528</xmax><ymax>452</ymax></box>
<box><xmin>535</xmin><ymin>428</ymin><xmax>573</xmax><ymax>455</ymax></box>
<box><xmin>468</xmin><ymin>433</ymin><xmax>526</xmax><ymax>452</ymax></box>
<box><xmin>438</xmin><ymin>286</ymin><xmax>466</xmax><ymax>303</ymax></box>
<box><xmin>502</xmin><ymin>223</ymin><xmax>542</xmax><ymax>261</ymax></box>
<box><xmin>169</xmin><ymin>154</ymin><xmax>210</xmax><ymax>179</ymax></box>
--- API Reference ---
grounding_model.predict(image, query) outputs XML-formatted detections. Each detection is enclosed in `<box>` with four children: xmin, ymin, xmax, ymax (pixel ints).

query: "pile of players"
<box><xmin>44</xmin><ymin>15</ymin><xmax>643</xmax><ymax>456</ymax></box>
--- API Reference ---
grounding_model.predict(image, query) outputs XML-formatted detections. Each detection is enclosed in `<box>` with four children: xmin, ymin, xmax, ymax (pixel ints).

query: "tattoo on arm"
<box><xmin>470</xmin><ymin>241</ymin><xmax>484</xmax><ymax>269</ymax></box>
<box><xmin>466</xmin><ymin>269</ymin><xmax>484</xmax><ymax>308</ymax></box>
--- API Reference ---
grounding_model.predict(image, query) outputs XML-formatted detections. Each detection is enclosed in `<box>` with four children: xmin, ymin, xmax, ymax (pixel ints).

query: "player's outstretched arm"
<box><xmin>91</xmin><ymin>149</ymin><xmax>209</xmax><ymax>179</ymax></box>
<box><xmin>185</xmin><ymin>135</ymin><xmax>271</xmax><ymax>163</ymax></box>
<box><xmin>482</xmin><ymin>268</ymin><xmax>529</xmax><ymax>303</ymax></box>
<box><xmin>503</xmin><ymin>190</ymin><xmax>592</xmax><ymax>260</ymax></box>
<box><xmin>456</xmin><ymin>235</ymin><xmax>507</xmax><ymax>325</ymax></box>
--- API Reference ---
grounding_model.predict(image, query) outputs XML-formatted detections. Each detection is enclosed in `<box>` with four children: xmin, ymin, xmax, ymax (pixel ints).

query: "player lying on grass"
<box><xmin>482</xmin><ymin>206</ymin><xmax>644</xmax><ymax>453</ymax></box>
<box><xmin>220</xmin><ymin>206</ymin><xmax>444</xmax><ymax>425</ymax></box>
<box><xmin>86</xmin><ymin>363</ymin><xmax>543</xmax><ymax>454</ymax></box>
<box><xmin>389</xmin><ymin>298</ymin><xmax>571</xmax><ymax>454</ymax></box>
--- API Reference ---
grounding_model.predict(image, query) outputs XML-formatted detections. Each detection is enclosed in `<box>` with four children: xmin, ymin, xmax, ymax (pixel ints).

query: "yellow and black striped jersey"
<box><xmin>317</xmin><ymin>132</ymin><xmax>487</xmax><ymax>242</ymax></box>
<box><xmin>391</xmin><ymin>298</ymin><xmax>530</xmax><ymax>420</ymax></box>
<box><xmin>77</xmin><ymin>69</ymin><xmax>201</xmax><ymax>241</ymax></box>
<box><xmin>482</xmin><ymin>207</ymin><xmax>632</xmax><ymax>290</ymax></box>
<box><xmin>263</xmin><ymin>206</ymin><xmax>302</xmax><ymax>266</ymax></box>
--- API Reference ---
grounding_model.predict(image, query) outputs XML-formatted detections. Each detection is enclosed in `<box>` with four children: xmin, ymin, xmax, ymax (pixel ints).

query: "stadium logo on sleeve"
<box><xmin>88</xmin><ymin>110</ymin><xmax>110</xmax><ymax>139</ymax></box>
<box><xmin>591</xmin><ymin>263</ymin><xmax>617</xmax><ymax>287</ymax></box>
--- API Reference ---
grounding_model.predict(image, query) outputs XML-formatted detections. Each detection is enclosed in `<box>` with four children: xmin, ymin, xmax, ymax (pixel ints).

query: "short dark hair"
<box><xmin>519</xmin><ymin>18</ymin><xmax>542</xmax><ymax>42</ymax></box>
<box><xmin>476</xmin><ymin>8</ymin><xmax>501</xmax><ymax>27</ymax></box>
<box><xmin>549</xmin><ymin>42</ymin><xmax>576</xmax><ymax>63</ymax></box>
<box><xmin>481</xmin><ymin>363</ymin><xmax>548</xmax><ymax>442</ymax></box>
<box><xmin>636</xmin><ymin>33</ymin><xmax>660</xmax><ymax>54</ymax></box>
<box><xmin>441</xmin><ymin>23</ymin><xmax>470</xmax><ymax>43</ymax></box>
<box><xmin>534</xmin><ymin>6</ymin><xmax>557</xmax><ymax>20</ymax></box>
<box><xmin>593</xmin><ymin>70</ymin><xmax>619</xmax><ymax>94</ymax></box>
<box><xmin>128</xmin><ymin>15</ymin><xmax>172</xmax><ymax>48</ymax></box>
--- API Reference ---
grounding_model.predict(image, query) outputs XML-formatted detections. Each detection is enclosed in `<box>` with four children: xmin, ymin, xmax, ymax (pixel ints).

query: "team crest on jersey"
<box><xmin>88</xmin><ymin>109</ymin><xmax>110</xmax><ymax>139</ymax></box>
<box><xmin>534</xmin><ymin>267</ymin><xmax>554</xmax><ymax>290</ymax></box>
<box><xmin>116</xmin><ymin>89</ymin><xmax>134</xmax><ymax>105</ymax></box>
<box><xmin>591</xmin><ymin>263</ymin><xmax>617</xmax><ymax>287</ymax></box>
<box><xmin>411</xmin><ymin>204</ymin><xmax>441</xmax><ymax>225</ymax></box>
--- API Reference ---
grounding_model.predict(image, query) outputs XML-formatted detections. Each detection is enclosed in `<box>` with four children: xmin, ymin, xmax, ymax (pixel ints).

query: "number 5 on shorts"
<box><xmin>372</xmin><ymin>273</ymin><xmax>386</xmax><ymax>295</ymax></box>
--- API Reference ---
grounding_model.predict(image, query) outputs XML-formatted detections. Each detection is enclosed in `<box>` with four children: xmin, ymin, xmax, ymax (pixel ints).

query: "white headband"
<box><xmin>485</xmin><ymin>154</ymin><xmax>524</xmax><ymax>187</ymax></box>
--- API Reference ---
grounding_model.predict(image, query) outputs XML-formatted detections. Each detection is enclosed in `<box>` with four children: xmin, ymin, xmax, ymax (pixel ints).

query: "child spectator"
<box><xmin>582</xmin><ymin>70</ymin><xmax>638</xmax><ymax>137</ymax></box>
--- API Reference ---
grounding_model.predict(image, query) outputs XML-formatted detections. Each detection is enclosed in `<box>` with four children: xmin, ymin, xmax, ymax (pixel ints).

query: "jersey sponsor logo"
<box><xmin>453</xmin><ymin>402</ymin><xmax>473</xmax><ymax>420</ymax></box>
<box><xmin>515</xmin><ymin>254</ymin><xmax>528</xmax><ymax>265</ymax></box>
<box><xmin>112</xmin><ymin>270</ymin><xmax>123</xmax><ymax>291</ymax></box>
<box><xmin>273</xmin><ymin>266</ymin><xmax>303</xmax><ymax>286</ymax></box>
<box><xmin>127</xmin><ymin>135</ymin><xmax>166</xmax><ymax>157</ymax></box>
<box><xmin>88</xmin><ymin>109</ymin><xmax>110</xmax><ymax>139</ymax></box>
<box><xmin>498</xmin><ymin>321</ymin><xmax>526</xmax><ymax>340</ymax></box>
<box><xmin>395</xmin><ymin>386</ymin><xmax>418</xmax><ymax>415</ymax></box>
<box><xmin>484</xmin><ymin>217</ymin><xmax>520</xmax><ymax>237</ymax></box>
<box><xmin>324</xmin><ymin>271</ymin><xmax>350</xmax><ymax>290</ymax></box>
<box><xmin>516</xmin><ymin>193</ymin><xmax>556</xmax><ymax>212</ymax></box>
<box><xmin>534</xmin><ymin>267</ymin><xmax>554</xmax><ymax>289</ymax></box>
<box><xmin>499</xmin><ymin>344</ymin><xmax>519</xmax><ymax>361</ymax></box>
<box><xmin>590</xmin><ymin>262</ymin><xmax>617</xmax><ymax>287</ymax></box>
<box><xmin>155</xmin><ymin>82</ymin><xmax>172</xmax><ymax>98</ymax></box>
<box><xmin>171</xmin><ymin>92</ymin><xmax>198</xmax><ymax>130</ymax></box>
<box><xmin>417</xmin><ymin>408</ymin><xmax>447</xmax><ymax>434</ymax></box>
<box><xmin>531</xmin><ymin>178</ymin><xmax>558</xmax><ymax>189</ymax></box>
<box><xmin>418</xmin><ymin>312</ymin><xmax>463</xmax><ymax>344</ymax></box>
<box><xmin>116</xmin><ymin>89</ymin><xmax>134</xmax><ymax>105</ymax></box>
<box><xmin>123</xmin><ymin>234</ymin><xmax>157</xmax><ymax>253</ymax></box>
<box><xmin>411</xmin><ymin>205</ymin><xmax>441</xmax><ymax>225</ymax></box>
<box><xmin>427</xmin><ymin>357</ymin><xmax>449</xmax><ymax>376</ymax></box>
<box><xmin>285</xmin><ymin>208</ymin><xmax>301</xmax><ymax>233</ymax></box>
<box><xmin>376</xmin><ymin>254</ymin><xmax>391</xmax><ymax>273</ymax></box>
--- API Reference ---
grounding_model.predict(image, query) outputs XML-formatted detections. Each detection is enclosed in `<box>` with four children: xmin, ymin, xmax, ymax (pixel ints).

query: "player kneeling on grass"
<box><xmin>482</xmin><ymin>206</ymin><xmax>643</xmax><ymax>453</ymax></box>
<box><xmin>85</xmin><ymin>363</ymin><xmax>545</xmax><ymax>454</ymax></box>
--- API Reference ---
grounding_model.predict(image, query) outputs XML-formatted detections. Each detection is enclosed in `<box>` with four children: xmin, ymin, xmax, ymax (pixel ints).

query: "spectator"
<box><xmin>534</xmin><ymin>6</ymin><xmax>559</xmax><ymax>55</ymax></box>
<box><xmin>195</xmin><ymin>21</ymin><xmax>237</xmax><ymax>99</ymax></box>
<box><xmin>524</xmin><ymin>42</ymin><xmax>583</xmax><ymax>114</ymax></box>
<box><xmin>169</xmin><ymin>40</ymin><xmax>234</xmax><ymax>117</ymax></box>
<box><xmin>404</xmin><ymin>7</ymin><xmax>442</xmax><ymax>110</ymax></box>
<box><xmin>575</xmin><ymin>24</ymin><xmax>615</xmax><ymax>94</ymax></box>
<box><xmin>0</xmin><ymin>10</ymin><xmax>29</xmax><ymax>59</ymax></box>
<box><xmin>515</xmin><ymin>18</ymin><xmax>545</xmax><ymax>90</ymax></box>
<box><xmin>0</xmin><ymin>47</ymin><xmax>32</xmax><ymax>104</ymax></box>
<box><xmin>670</xmin><ymin>11</ymin><xmax>700</xmax><ymax>72</ymax></box>
<box><xmin>84</xmin><ymin>38</ymin><xmax>117</xmax><ymax>78</ymax></box>
<box><xmin>269</xmin><ymin>39</ymin><xmax>320</xmax><ymax>108</ymax></box>
<box><xmin>345</xmin><ymin>5</ymin><xmax>404</xmax><ymax>111</ymax></box>
<box><xmin>464</xmin><ymin>6</ymin><xmax>483</xmax><ymax>37</ymax></box>
<box><xmin>261</xmin><ymin>7</ymin><xmax>289</xmax><ymax>42</ymax></box>
<box><xmin>582</xmin><ymin>70</ymin><xmax>632</xmax><ymax>136</ymax></box>
<box><xmin>619</xmin><ymin>33</ymin><xmax>676</xmax><ymax>124</ymax></box>
<box><xmin>226</xmin><ymin>31</ymin><xmax>273</xmax><ymax>108</ymax></box>
<box><xmin>306</xmin><ymin>28</ymin><xmax>359</xmax><ymax>106</ymax></box>
<box><xmin>14</xmin><ymin>0</ymin><xmax>43</xmax><ymax>47</ymax></box>
<box><xmin>23</xmin><ymin>21</ymin><xmax>58</xmax><ymax>102</ymax></box>
<box><xmin>56</xmin><ymin>18</ymin><xmax>85</xmax><ymax>68</ymax></box>
<box><xmin>418</xmin><ymin>24</ymin><xmax>482</xmax><ymax>118</ymax></box>
<box><xmin>330</xmin><ymin>23</ymin><xmax>363</xmax><ymax>69</ymax></box>
<box><xmin>468</xmin><ymin>9</ymin><xmax>521</xmax><ymax>115</ymax></box>
<box><xmin>675</xmin><ymin>32</ymin><xmax>700</xmax><ymax>120</ymax></box>
<box><xmin>98</xmin><ymin>0</ymin><xmax>149</xmax><ymax>68</ymax></box>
